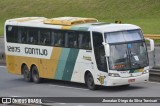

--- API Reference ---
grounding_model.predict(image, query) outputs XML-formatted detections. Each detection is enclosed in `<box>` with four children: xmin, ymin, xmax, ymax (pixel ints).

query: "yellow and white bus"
<box><xmin>4</xmin><ymin>17</ymin><xmax>154</xmax><ymax>90</ymax></box>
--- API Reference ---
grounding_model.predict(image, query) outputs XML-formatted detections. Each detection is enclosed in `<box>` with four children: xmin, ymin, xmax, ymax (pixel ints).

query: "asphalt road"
<box><xmin>0</xmin><ymin>66</ymin><xmax>160</xmax><ymax>106</ymax></box>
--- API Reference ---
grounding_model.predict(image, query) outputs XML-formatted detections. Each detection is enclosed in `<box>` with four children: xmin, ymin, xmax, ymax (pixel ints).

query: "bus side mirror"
<box><xmin>102</xmin><ymin>42</ymin><xmax>110</xmax><ymax>57</ymax></box>
<box><xmin>145</xmin><ymin>38</ymin><xmax>154</xmax><ymax>52</ymax></box>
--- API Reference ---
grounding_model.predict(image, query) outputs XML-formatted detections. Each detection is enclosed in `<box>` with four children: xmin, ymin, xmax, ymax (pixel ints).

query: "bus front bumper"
<box><xmin>106</xmin><ymin>73</ymin><xmax>149</xmax><ymax>86</ymax></box>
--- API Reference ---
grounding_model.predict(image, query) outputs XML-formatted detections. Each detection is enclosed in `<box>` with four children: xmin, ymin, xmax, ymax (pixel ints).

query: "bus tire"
<box><xmin>23</xmin><ymin>65</ymin><xmax>32</xmax><ymax>82</ymax></box>
<box><xmin>32</xmin><ymin>66</ymin><xmax>41</xmax><ymax>83</ymax></box>
<box><xmin>86</xmin><ymin>73</ymin><xmax>97</xmax><ymax>90</ymax></box>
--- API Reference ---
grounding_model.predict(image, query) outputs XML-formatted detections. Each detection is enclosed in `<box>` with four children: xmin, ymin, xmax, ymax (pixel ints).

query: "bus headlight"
<box><xmin>109</xmin><ymin>73</ymin><xmax>120</xmax><ymax>77</ymax></box>
<box><xmin>142</xmin><ymin>70</ymin><xmax>149</xmax><ymax>74</ymax></box>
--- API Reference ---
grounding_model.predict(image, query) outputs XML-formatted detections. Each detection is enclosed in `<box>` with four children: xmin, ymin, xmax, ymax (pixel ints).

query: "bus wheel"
<box><xmin>23</xmin><ymin>65</ymin><xmax>32</xmax><ymax>82</ymax></box>
<box><xmin>32</xmin><ymin>66</ymin><xmax>41</xmax><ymax>83</ymax></box>
<box><xmin>86</xmin><ymin>73</ymin><xmax>97</xmax><ymax>90</ymax></box>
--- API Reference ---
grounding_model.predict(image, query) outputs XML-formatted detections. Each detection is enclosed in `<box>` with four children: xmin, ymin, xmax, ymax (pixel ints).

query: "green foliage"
<box><xmin>0</xmin><ymin>0</ymin><xmax>160</xmax><ymax>35</ymax></box>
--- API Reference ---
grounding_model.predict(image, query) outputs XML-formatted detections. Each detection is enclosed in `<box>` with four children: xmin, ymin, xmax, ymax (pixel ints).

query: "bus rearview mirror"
<box><xmin>145</xmin><ymin>38</ymin><xmax>155</xmax><ymax>52</ymax></box>
<box><xmin>102</xmin><ymin>42</ymin><xmax>110</xmax><ymax>57</ymax></box>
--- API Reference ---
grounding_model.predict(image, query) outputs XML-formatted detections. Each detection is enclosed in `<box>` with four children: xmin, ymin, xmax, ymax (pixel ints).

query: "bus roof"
<box><xmin>43</xmin><ymin>17</ymin><xmax>98</xmax><ymax>25</ymax></box>
<box><xmin>5</xmin><ymin>17</ymin><xmax>140</xmax><ymax>33</ymax></box>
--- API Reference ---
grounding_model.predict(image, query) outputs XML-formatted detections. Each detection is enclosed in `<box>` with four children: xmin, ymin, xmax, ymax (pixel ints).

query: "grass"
<box><xmin>0</xmin><ymin>0</ymin><xmax>160</xmax><ymax>35</ymax></box>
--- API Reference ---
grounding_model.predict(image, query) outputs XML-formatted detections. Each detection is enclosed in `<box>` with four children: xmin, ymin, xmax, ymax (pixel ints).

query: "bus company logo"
<box><xmin>83</xmin><ymin>56</ymin><xmax>92</xmax><ymax>61</ymax></box>
<box><xmin>97</xmin><ymin>75</ymin><xmax>106</xmax><ymax>85</ymax></box>
<box><xmin>2</xmin><ymin>98</ymin><xmax>11</xmax><ymax>104</ymax></box>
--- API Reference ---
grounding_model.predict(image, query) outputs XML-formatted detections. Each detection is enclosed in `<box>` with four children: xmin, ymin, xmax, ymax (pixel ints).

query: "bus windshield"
<box><xmin>104</xmin><ymin>30</ymin><xmax>148</xmax><ymax>71</ymax></box>
<box><xmin>108</xmin><ymin>42</ymin><xmax>148</xmax><ymax>70</ymax></box>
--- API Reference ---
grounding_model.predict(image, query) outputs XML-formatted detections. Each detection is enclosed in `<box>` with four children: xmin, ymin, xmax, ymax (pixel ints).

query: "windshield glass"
<box><xmin>104</xmin><ymin>29</ymin><xmax>148</xmax><ymax>71</ymax></box>
<box><xmin>105</xmin><ymin>29</ymin><xmax>143</xmax><ymax>43</ymax></box>
<box><xmin>108</xmin><ymin>42</ymin><xmax>148</xmax><ymax>71</ymax></box>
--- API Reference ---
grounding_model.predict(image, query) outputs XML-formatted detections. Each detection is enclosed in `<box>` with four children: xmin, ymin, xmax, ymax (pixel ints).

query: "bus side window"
<box><xmin>6</xmin><ymin>26</ymin><xmax>18</xmax><ymax>43</ymax></box>
<box><xmin>65</xmin><ymin>31</ymin><xmax>77</xmax><ymax>48</ymax></box>
<box><xmin>40</xmin><ymin>29</ymin><xmax>51</xmax><ymax>46</ymax></box>
<box><xmin>54</xmin><ymin>31</ymin><xmax>65</xmax><ymax>47</ymax></box>
<box><xmin>18</xmin><ymin>27</ymin><xmax>28</xmax><ymax>44</ymax></box>
<box><xmin>28</xmin><ymin>28</ymin><xmax>38</xmax><ymax>45</ymax></box>
<box><xmin>78</xmin><ymin>32</ymin><xmax>91</xmax><ymax>50</ymax></box>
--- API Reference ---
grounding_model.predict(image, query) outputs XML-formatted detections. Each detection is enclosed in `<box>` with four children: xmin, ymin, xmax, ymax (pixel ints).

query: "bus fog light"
<box><xmin>109</xmin><ymin>73</ymin><xmax>120</xmax><ymax>77</ymax></box>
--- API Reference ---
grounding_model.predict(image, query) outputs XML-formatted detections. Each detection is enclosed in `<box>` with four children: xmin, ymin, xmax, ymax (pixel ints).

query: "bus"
<box><xmin>4</xmin><ymin>17</ymin><xmax>154</xmax><ymax>90</ymax></box>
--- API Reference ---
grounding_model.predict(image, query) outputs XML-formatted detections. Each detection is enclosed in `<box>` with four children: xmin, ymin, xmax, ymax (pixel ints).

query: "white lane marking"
<box><xmin>10</xmin><ymin>96</ymin><xmax>20</xmax><ymax>97</ymax></box>
<box><xmin>58</xmin><ymin>103</ymin><xmax>66</xmax><ymax>105</ymax></box>
<box><xmin>77</xmin><ymin>105</ymin><xmax>84</xmax><ymax>106</ymax></box>
<box><xmin>148</xmin><ymin>81</ymin><xmax>160</xmax><ymax>85</ymax></box>
<box><xmin>0</xmin><ymin>66</ymin><xmax>6</xmax><ymax>68</ymax></box>
<box><xmin>48</xmin><ymin>84</ymin><xmax>88</xmax><ymax>91</ymax></box>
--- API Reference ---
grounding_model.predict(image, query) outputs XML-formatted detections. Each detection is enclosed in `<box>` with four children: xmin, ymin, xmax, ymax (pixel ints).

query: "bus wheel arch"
<box><xmin>22</xmin><ymin>64</ymin><xmax>32</xmax><ymax>82</ymax></box>
<box><xmin>84</xmin><ymin>71</ymin><xmax>91</xmax><ymax>83</ymax></box>
<box><xmin>31</xmin><ymin>65</ymin><xmax>41</xmax><ymax>83</ymax></box>
<box><xmin>84</xmin><ymin>71</ymin><xmax>97</xmax><ymax>90</ymax></box>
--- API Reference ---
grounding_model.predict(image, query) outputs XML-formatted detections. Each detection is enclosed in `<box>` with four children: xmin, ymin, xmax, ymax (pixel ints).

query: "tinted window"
<box><xmin>93</xmin><ymin>32</ymin><xmax>108</xmax><ymax>72</ymax></box>
<box><xmin>6</xmin><ymin>26</ymin><xmax>18</xmax><ymax>42</ymax></box>
<box><xmin>65</xmin><ymin>32</ymin><xmax>77</xmax><ymax>48</ymax></box>
<box><xmin>78</xmin><ymin>32</ymin><xmax>91</xmax><ymax>50</ymax></box>
<box><xmin>53</xmin><ymin>31</ymin><xmax>65</xmax><ymax>47</ymax></box>
<box><xmin>40</xmin><ymin>29</ymin><xmax>51</xmax><ymax>46</ymax></box>
<box><xmin>6</xmin><ymin>26</ymin><xmax>92</xmax><ymax>50</ymax></box>
<box><xmin>28</xmin><ymin>28</ymin><xmax>38</xmax><ymax>44</ymax></box>
<box><xmin>17</xmin><ymin>27</ymin><xmax>28</xmax><ymax>43</ymax></box>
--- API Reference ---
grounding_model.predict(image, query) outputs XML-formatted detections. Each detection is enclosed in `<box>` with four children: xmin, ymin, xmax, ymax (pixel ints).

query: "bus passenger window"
<box><xmin>54</xmin><ymin>32</ymin><xmax>64</xmax><ymax>47</ymax></box>
<box><xmin>6</xmin><ymin>26</ymin><xmax>18</xmax><ymax>43</ymax></box>
<box><xmin>28</xmin><ymin>29</ymin><xmax>38</xmax><ymax>44</ymax></box>
<box><xmin>78</xmin><ymin>32</ymin><xmax>91</xmax><ymax>50</ymax></box>
<box><xmin>65</xmin><ymin>32</ymin><xmax>77</xmax><ymax>48</ymax></box>
<box><xmin>18</xmin><ymin>28</ymin><xmax>28</xmax><ymax>44</ymax></box>
<box><xmin>40</xmin><ymin>30</ymin><xmax>51</xmax><ymax>46</ymax></box>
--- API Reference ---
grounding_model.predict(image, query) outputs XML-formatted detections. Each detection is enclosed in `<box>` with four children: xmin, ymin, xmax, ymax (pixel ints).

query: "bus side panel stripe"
<box><xmin>50</xmin><ymin>47</ymin><xmax>62</xmax><ymax>78</ymax></box>
<box><xmin>54</xmin><ymin>48</ymin><xmax>70</xmax><ymax>79</ymax></box>
<box><xmin>62</xmin><ymin>49</ymin><xmax>79</xmax><ymax>81</ymax></box>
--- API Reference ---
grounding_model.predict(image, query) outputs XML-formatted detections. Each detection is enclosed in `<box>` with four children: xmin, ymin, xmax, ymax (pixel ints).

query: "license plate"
<box><xmin>128</xmin><ymin>79</ymin><xmax>135</xmax><ymax>83</ymax></box>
